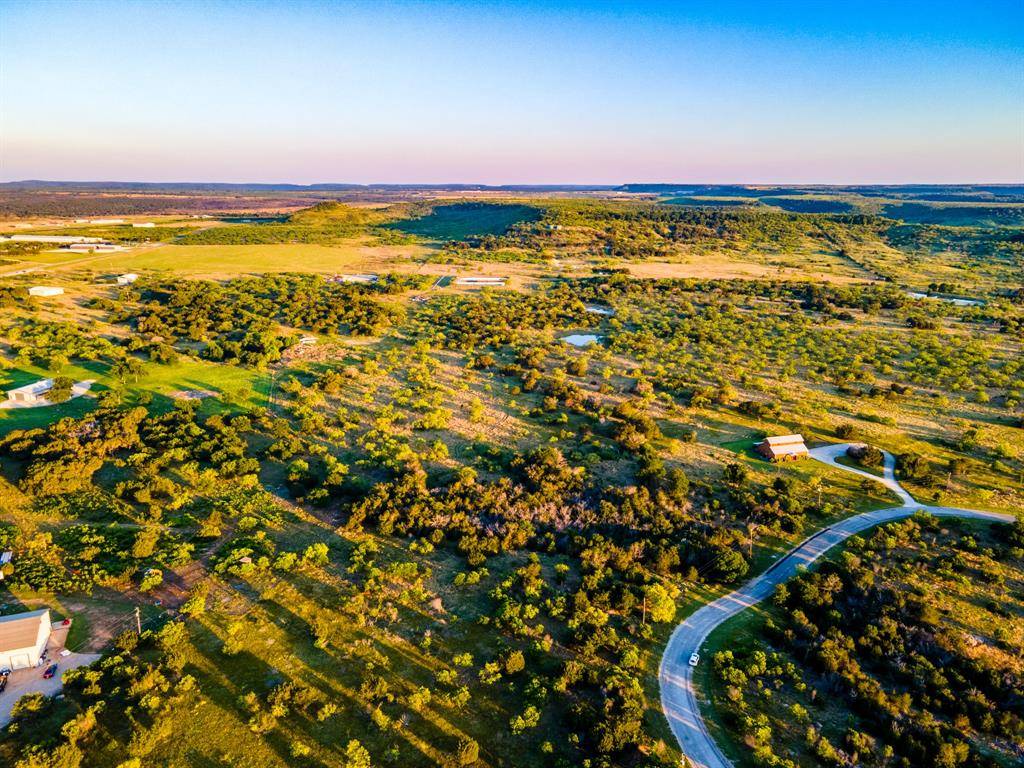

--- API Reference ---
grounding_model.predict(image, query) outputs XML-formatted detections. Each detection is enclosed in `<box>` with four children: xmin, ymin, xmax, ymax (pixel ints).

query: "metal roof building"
<box><xmin>6</xmin><ymin>379</ymin><xmax>54</xmax><ymax>404</ymax></box>
<box><xmin>756</xmin><ymin>434</ymin><xmax>809</xmax><ymax>462</ymax></box>
<box><xmin>0</xmin><ymin>609</ymin><xmax>51</xmax><ymax>671</ymax></box>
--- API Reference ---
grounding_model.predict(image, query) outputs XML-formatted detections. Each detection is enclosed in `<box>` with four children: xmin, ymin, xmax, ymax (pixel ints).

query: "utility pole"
<box><xmin>134</xmin><ymin>606</ymin><xmax>141</xmax><ymax>635</ymax></box>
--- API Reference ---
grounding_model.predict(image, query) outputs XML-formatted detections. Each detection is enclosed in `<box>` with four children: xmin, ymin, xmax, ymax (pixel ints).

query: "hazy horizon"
<box><xmin>3</xmin><ymin>179</ymin><xmax>1024</xmax><ymax>188</ymax></box>
<box><xmin>2</xmin><ymin>0</ymin><xmax>1022</xmax><ymax>184</ymax></box>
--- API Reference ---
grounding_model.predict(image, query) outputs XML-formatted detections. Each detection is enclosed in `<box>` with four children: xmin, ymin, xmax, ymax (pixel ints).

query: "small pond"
<box><xmin>906</xmin><ymin>292</ymin><xmax>983</xmax><ymax>307</ymax></box>
<box><xmin>561</xmin><ymin>334</ymin><xmax>602</xmax><ymax>347</ymax></box>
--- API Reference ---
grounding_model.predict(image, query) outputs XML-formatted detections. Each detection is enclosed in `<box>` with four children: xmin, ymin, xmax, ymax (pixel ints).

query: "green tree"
<box><xmin>503</xmin><ymin>649</ymin><xmax>526</xmax><ymax>675</ymax></box>
<box><xmin>342</xmin><ymin>739</ymin><xmax>372</xmax><ymax>768</ymax></box>
<box><xmin>47</xmin><ymin>376</ymin><xmax>74</xmax><ymax>403</ymax></box>
<box><xmin>139</xmin><ymin>568</ymin><xmax>163</xmax><ymax>592</ymax></box>
<box><xmin>644</xmin><ymin>583</ymin><xmax>676</xmax><ymax>623</ymax></box>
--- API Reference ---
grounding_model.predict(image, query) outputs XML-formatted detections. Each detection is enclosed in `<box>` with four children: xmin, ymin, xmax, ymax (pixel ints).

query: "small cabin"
<box><xmin>117</xmin><ymin>273</ymin><xmax>140</xmax><ymax>285</ymax></box>
<box><xmin>756</xmin><ymin>434</ymin><xmax>809</xmax><ymax>462</ymax></box>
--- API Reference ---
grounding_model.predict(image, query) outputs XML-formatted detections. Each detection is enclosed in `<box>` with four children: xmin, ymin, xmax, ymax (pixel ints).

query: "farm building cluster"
<box><xmin>0</xmin><ymin>234</ymin><xmax>127</xmax><ymax>253</ymax></box>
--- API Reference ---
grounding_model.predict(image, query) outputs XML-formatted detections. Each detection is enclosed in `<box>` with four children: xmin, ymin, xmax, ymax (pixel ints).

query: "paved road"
<box><xmin>659</xmin><ymin>443</ymin><xmax>1015</xmax><ymax>768</ymax></box>
<box><xmin>0</xmin><ymin>652</ymin><xmax>100</xmax><ymax>728</ymax></box>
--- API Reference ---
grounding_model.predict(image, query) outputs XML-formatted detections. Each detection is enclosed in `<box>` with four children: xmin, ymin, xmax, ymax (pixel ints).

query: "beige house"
<box><xmin>0</xmin><ymin>609</ymin><xmax>51</xmax><ymax>671</ymax></box>
<box><xmin>756</xmin><ymin>434</ymin><xmax>809</xmax><ymax>462</ymax></box>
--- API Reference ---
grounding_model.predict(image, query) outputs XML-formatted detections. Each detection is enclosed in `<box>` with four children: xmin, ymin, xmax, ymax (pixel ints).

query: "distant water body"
<box><xmin>906</xmin><ymin>291</ymin><xmax>984</xmax><ymax>307</ymax></box>
<box><xmin>561</xmin><ymin>334</ymin><xmax>601</xmax><ymax>347</ymax></box>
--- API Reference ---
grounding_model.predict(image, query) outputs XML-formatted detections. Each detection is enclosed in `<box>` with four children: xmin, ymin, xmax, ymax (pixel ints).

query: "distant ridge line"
<box><xmin>0</xmin><ymin>181</ymin><xmax>619</xmax><ymax>193</ymax></box>
<box><xmin>3</xmin><ymin>181</ymin><xmax>1021</xmax><ymax>196</ymax></box>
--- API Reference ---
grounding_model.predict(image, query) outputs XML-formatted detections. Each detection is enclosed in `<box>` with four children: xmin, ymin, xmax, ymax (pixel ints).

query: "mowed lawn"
<box><xmin>33</xmin><ymin>241</ymin><xmax>435</xmax><ymax>278</ymax></box>
<box><xmin>0</xmin><ymin>357</ymin><xmax>270</xmax><ymax>433</ymax></box>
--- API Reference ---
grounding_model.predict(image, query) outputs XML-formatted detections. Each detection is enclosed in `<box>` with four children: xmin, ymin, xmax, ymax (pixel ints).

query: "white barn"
<box><xmin>0</xmin><ymin>609</ymin><xmax>51</xmax><ymax>671</ymax></box>
<box><xmin>6</xmin><ymin>379</ymin><xmax>54</xmax><ymax>404</ymax></box>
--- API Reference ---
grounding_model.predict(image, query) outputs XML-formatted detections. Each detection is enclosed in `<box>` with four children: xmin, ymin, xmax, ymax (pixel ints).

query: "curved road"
<box><xmin>659</xmin><ymin>443</ymin><xmax>1015</xmax><ymax>768</ymax></box>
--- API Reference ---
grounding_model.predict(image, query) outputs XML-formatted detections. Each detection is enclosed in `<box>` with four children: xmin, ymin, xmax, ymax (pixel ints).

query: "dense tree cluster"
<box><xmin>108</xmin><ymin>274</ymin><xmax>413</xmax><ymax>366</ymax></box>
<box><xmin>421</xmin><ymin>286</ymin><xmax>594</xmax><ymax>348</ymax></box>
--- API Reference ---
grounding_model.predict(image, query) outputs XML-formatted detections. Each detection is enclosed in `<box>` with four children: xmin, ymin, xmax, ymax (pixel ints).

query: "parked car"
<box><xmin>688</xmin><ymin>652</ymin><xmax>700</xmax><ymax>667</ymax></box>
<box><xmin>43</xmin><ymin>663</ymin><xmax>58</xmax><ymax>679</ymax></box>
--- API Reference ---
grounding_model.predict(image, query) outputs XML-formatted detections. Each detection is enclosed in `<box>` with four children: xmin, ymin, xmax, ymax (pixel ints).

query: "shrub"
<box><xmin>846</xmin><ymin>444</ymin><xmax>884</xmax><ymax>468</ymax></box>
<box><xmin>455</xmin><ymin>737</ymin><xmax>479</xmax><ymax>766</ymax></box>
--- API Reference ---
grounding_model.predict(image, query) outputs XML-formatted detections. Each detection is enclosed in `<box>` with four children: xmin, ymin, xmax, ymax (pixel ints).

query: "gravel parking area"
<box><xmin>0</xmin><ymin>623</ymin><xmax>101</xmax><ymax>728</ymax></box>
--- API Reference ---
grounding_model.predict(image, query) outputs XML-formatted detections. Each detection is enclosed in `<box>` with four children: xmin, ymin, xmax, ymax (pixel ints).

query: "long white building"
<box><xmin>1</xmin><ymin>235</ymin><xmax>103</xmax><ymax>244</ymax></box>
<box><xmin>6</xmin><ymin>379</ymin><xmax>54</xmax><ymax>404</ymax></box>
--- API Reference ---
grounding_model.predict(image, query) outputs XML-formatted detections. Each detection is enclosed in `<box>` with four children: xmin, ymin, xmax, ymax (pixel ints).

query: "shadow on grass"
<box><xmin>384</xmin><ymin>203</ymin><xmax>542</xmax><ymax>242</ymax></box>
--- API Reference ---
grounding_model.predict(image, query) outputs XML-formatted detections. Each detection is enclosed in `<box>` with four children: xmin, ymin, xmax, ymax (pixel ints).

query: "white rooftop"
<box><xmin>456</xmin><ymin>276</ymin><xmax>507</xmax><ymax>285</ymax></box>
<box><xmin>7</xmin><ymin>379</ymin><xmax>54</xmax><ymax>397</ymax></box>
<box><xmin>0</xmin><ymin>609</ymin><xmax>49</xmax><ymax>651</ymax></box>
<box><xmin>763</xmin><ymin>434</ymin><xmax>805</xmax><ymax>445</ymax></box>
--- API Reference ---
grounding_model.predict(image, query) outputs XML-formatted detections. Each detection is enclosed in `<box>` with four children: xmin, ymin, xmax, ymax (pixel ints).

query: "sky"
<box><xmin>1</xmin><ymin>0</ymin><xmax>1022</xmax><ymax>184</ymax></box>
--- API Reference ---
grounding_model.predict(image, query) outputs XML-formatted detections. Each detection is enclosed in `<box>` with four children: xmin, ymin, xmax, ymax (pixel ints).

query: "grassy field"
<box><xmin>15</xmin><ymin>241</ymin><xmax>436</xmax><ymax>279</ymax></box>
<box><xmin>388</xmin><ymin>203</ymin><xmax>542</xmax><ymax>241</ymax></box>
<box><xmin>0</xmin><ymin>358</ymin><xmax>270</xmax><ymax>433</ymax></box>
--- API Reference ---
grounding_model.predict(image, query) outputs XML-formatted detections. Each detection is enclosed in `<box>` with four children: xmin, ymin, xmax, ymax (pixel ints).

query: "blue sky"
<box><xmin>1</xmin><ymin>0</ymin><xmax>1022</xmax><ymax>183</ymax></box>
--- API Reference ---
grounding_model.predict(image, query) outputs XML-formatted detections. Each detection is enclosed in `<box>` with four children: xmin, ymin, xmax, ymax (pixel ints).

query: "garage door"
<box><xmin>8</xmin><ymin>653</ymin><xmax>32</xmax><ymax>670</ymax></box>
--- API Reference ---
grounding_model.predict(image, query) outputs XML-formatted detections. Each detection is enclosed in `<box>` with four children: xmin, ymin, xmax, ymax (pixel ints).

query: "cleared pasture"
<box><xmin>26</xmin><ymin>241</ymin><xmax>434</xmax><ymax>279</ymax></box>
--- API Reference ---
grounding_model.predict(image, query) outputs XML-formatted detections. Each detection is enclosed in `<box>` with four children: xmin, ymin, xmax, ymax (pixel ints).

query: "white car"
<box><xmin>688</xmin><ymin>652</ymin><xmax>700</xmax><ymax>667</ymax></box>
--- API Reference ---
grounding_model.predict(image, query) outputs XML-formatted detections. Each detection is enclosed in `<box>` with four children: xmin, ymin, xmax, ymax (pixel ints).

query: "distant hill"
<box><xmin>0</xmin><ymin>180</ymin><xmax>617</xmax><ymax>193</ymax></box>
<box><xmin>618</xmin><ymin>182</ymin><xmax>1024</xmax><ymax>202</ymax></box>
